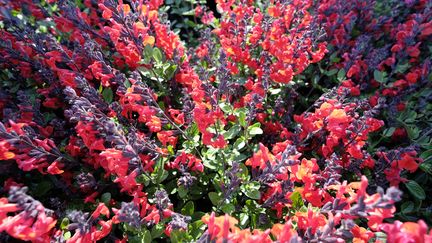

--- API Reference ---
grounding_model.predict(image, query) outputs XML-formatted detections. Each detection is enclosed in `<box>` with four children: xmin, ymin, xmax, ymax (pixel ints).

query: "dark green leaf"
<box><xmin>401</xmin><ymin>201</ymin><xmax>414</xmax><ymax>214</ymax></box>
<box><xmin>101</xmin><ymin>192</ymin><xmax>111</xmax><ymax>205</ymax></box>
<box><xmin>102</xmin><ymin>88</ymin><xmax>113</xmax><ymax>103</ymax></box>
<box><xmin>151</xmin><ymin>223</ymin><xmax>164</xmax><ymax>239</ymax></box>
<box><xmin>326</xmin><ymin>69</ymin><xmax>338</xmax><ymax>76</ymax></box>
<box><xmin>405</xmin><ymin>180</ymin><xmax>425</xmax><ymax>200</ymax></box>
<box><xmin>208</xmin><ymin>192</ymin><xmax>221</xmax><ymax>205</ymax></box>
<box><xmin>181</xmin><ymin>201</ymin><xmax>194</xmax><ymax>216</ymax></box>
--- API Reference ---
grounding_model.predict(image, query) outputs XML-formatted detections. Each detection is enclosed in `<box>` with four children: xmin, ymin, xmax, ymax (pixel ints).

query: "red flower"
<box><xmin>168</xmin><ymin>152</ymin><xmax>203</xmax><ymax>172</ymax></box>
<box><xmin>157</xmin><ymin>130</ymin><xmax>178</xmax><ymax>147</ymax></box>
<box><xmin>99</xmin><ymin>149</ymin><xmax>130</xmax><ymax>177</ymax></box>
<box><xmin>0</xmin><ymin>141</ymin><xmax>14</xmax><ymax>160</ymax></box>
<box><xmin>381</xmin><ymin>220</ymin><xmax>432</xmax><ymax>243</ymax></box>
<box><xmin>0</xmin><ymin>197</ymin><xmax>56</xmax><ymax>242</ymax></box>
<box><xmin>397</xmin><ymin>152</ymin><xmax>421</xmax><ymax>173</ymax></box>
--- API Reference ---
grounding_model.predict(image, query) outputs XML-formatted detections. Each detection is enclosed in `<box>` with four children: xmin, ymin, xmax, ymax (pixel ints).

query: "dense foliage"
<box><xmin>0</xmin><ymin>0</ymin><xmax>431</xmax><ymax>242</ymax></box>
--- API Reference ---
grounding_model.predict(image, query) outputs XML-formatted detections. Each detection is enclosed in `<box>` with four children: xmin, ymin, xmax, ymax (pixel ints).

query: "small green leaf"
<box><xmin>221</xmin><ymin>203</ymin><xmax>235</xmax><ymax>214</ymax></box>
<box><xmin>142</xmin><ymin>229</ymin><xmax>152</xmax><ymax>243</ymax></box>
<box><xmin>233</xmin><ymin>137</ymin><xmax>246</xmax><ymax>150</ymax></box>
<box><xmin>153</xmin><ymin>47</ymin><xmax>163</xmax><ymax>63</ymax></box>
<box><xmin>64</xmin><ymin>231</ymin><xmax>71</xmax><ymax>240</ymax></box>
<box><xmin>383</xmin><ymin>127</ymin><xmax>396</xmax><ymax>137</ymax></box>
<box><xmin>124</xmin><ymin>79</ymin><xmax>132</xmax><ymax>88</ymax></box>
<box><xmin>373</xmin><ymin>70</ymin><xmax>387</xmax><ymax>83</ymax></box>
<box><xmin>239</xmin><ymin>213</ymin><xmax>249</xmax><ymax>227</ymax></box>
<box><xmin>401</xmin><ymin>201</ymin><xmax>414</xmax><ymax>214</ymax></box>
<box><xmin>290</xmin><ymin>191</ymin><xmax>304</xmax><ymax>209</ymax></box>
<box><xmin>190</xmin><ymin>220</ymin><xmax>205</xmax><ymax>239</ymax></box>
<box><xmin>60</xmin><ymin>218</ymin><xmax>69</xmax><ymax>230</ymax></box>
<box><xmin>178</xmin><ymin>186</ymin><xmax>188</xmax><ymax>199</ymax></box>
<box><xmin>405</xmin><ymin>125</ymin><xmax>420</xmax><ymax>140</ymax></box>
<box><xmin>182</xmin><ymin>201</ymin><xmax>195</xmax><ymax>216</ymax></box>
<box><xmin>151</xmin><ymin>223</ymin><xmax>164</xmax><ymax>239</ymax></box>
<box><xmin>248</xmin><ymin>126</ymin><xmax>263</xmax><ymax>135</ymax></box>
<box><xmin>242</xmin><ymin>182</ymin><xmax>261</xmax><ymax>200</ymax></box>
<box><xmin>244</xmin><ymin>189</ymin><xmax>260</xmax><ymax>199</ymax></box>
<box><xmin>420</xmin><ymin>149</ymin><xmax>432</xmax><ymax>161</ymax></box>
<box><xmin>219</xmin><ymin>102</ymin><xmax>233</xmax><ymax>114</ymax></box>
<box><xmin>164</xmin><ymin>63</ymin><xmax>177</xmax><ymax>80</ymax></box>
<box><xmin>405</xmin><ymin>180</ymin><xmax>425</xmax><ymax>200</ymax></box>
<box><xmin>208</xmin><ymin>192</ymin><xmax>221</xmax><ymax>205</ymax></box>
<box><xmin>269</xmin><ymin>88</ymin><xmax>282</xmax><ymax>95</ymax></box>
<box><xmin>326</xmin><ymin>69</ymin><xmax>338</xmax><ymax>76</ymax></box>
<box><xmin>337</xmin><ymin>69</ymin><xmax>346</xmax><ymax>81</ymax></box>
<box><xmin>238</xmin><ymin>110</ymin><xmax>247</xmax><ymax>127</ymax></box>
<box><xmin>101</xmin><ymin>192</ymin><xmax>111</xmax><ymax>205</ymax></box>
<box><xmin>395</xmin><ymin>62</ymin><xmax>410</xmax><ymax>73</ymax></box>
<box><xmin>224</xmin><ymin>124</ymin><xmax>241</xmax><ymax>140</ymax></box>
<box><xmin>420</xmin><ymin>162</ymin><xmax>432</xmax><ymax>175</ymax></box>
<box><xmin>102</xmin><ymin>88</ymin><xmax>113</xmax><ymax>103</ymax></box>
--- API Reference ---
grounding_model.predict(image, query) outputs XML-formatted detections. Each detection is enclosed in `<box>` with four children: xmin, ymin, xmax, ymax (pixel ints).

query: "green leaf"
<box><xmin>224</xmin><ymin>124</ymin><xmax>241</xmax><ymax>140</ymax></box>
<box><xmin>401</xmin><ymin>201</ymin><xmax>415</xmax><ymax>214</ymax></box>
<box><xmin>151</xmin><ymin>223</ymin><xmax>164</xmax><ymax>239</ymax></box>
<box><xmin>405</xmin><ymin>125</ymin><xmax>420</xmax><ymax>140</ymax></box>
<box><xmin>237</xmin><ymin>109</ymin><xmax>247</xmax><ymax>127</ymax></box>
<box><xmin>182</xmin><ymin>201</ymin><xmax>195</xmax><ymax>216</ymax></box>
<box><xmin>375</xmin><ymin>232</ymin><xmax>387</xmax><ymax>242</ymax></box>
<box><xmin>405</xmin><ymin>180</ymin><xmax>425</xmax><ymax>200</ymax></box>
<box><xmin>170</xmin><ymin>230</ymin><xmax>189</xmax><ymax>243</ymax></box>
<box><xmin>269</xmin><ymin>88</ymin><xmax>282</xmax><ymax>95</ymax></box>
<box><xmin>290</xmin><ymin>191</ymin><xmax>304</xmax><ymax>209</ymax></box>
<box><xmin>208</xmin><ymin>192</ymin><xmax>221</xmax><ymax>205</ymax></box>
<box><xmin>326</xmin><ymin>69</ymin><xmax>338</xmax><ymax>76</ymax></box>
<box><xmin>233</xmin><ymin>137</ymin><xmax>246</xmax><ymax>150</ymax></box>
<box><xmin>142</xmin><ymin>44</ymin><xmax>153</xmax><ymax>64</ymax></box>
<box><xmin>102</xmin><ymin>88</ymin><xmax>113</xmax><ymax>103</ymax></box>
<box><xmin>337</xmin><ymin>69</ymin><xmax>346</xmax><ymax>81</ymax></box>
<box><xmin>383</xmin><ymin>127</ymin><xmax>396</xmax><ymax>137</ymax></box>
<box><xmin>124</xmin><ymin>79</ymin><xmax>132</xmax><ymax>88</ymax></box>
<box><xmin>164</xmin><ymin>63</ymin><xmax>177</xmax><ymax>80</ymax></box>
<box><xmin>373</xmin><ymin>70</ymin><xmax>387</xmax><ymax>83</ymax></box>
<box><xmin>186</xmin><ymin>123</ymin><xmax>199</xmax><ymax>137</ymax></box>
<box><xmin>244</xmin><ymin>189</ymin><xmax>260</xmax><ymax>199</ymax></box>
<box><xmin>190</xmin><ymin>220</ymin><xmax>205</xmax><ymax>239</ymax></box>
<box><xmin>101</xmin><ymin>192</ymin><xmax>111</xmax><ymax>205</ymax></box>
<box><xmin>142</xmin><ymin>229</ymin><xmax>152</xmax><ymax>243</ymax></box>
<box><xmin>60</xmin><ymin>218</ymin><xmax>69</xmax><ymax>230</ymax></box>
<box><xmin>248</xmin><ymin>126</ymin><xmax>263</xmax><ymax>136</ymax></box>
<box><xmin>239</xmin><ymin>213</ymin><xmax>249</xmax><ymax>227</ymax></box>
<box><xmin>64</xmin><ymin>231</ymin><xmax>71</xmax><ymax>240</ymax></box>
<box><xmin>136</xmin><ymin>174</ymin><xmax>151</xmax><ymax>186</ymax></box>
<box><xmin>242</xmin><ymin>182</ymin><xmax>261</xmax><ymax>200</ymax></box>
<box><xmin>219</xmin><ymin>102</ymin><xmax>233</xmax><ymax>114</ymax></box>
<box><xmin>420</xmin><ymin>149</ymin><xmax>432</xmax><ymax>161</ymax></box>
<box><xmin>221</xmin><ymin>203</ymin><xmax>235</xmax><ymax>214</ymax></box>
<box><xmin>178</xmin><ymin>186</ymin><xmax>188</xmax><ymax>199</ymax></box>
<box><xmin>153</xmin><ymin>47</ymin><xmax>163</xmax><ymax>63</ymax></box>
<box><xmin>395</xmin><ymin>62</ymin><xmax>410</xmax><ymax>73</ymax></box>
<box><xmin>420</xmin><ymin>162</ymin><xmax>432</xmax><ymax>175</ymax></box>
